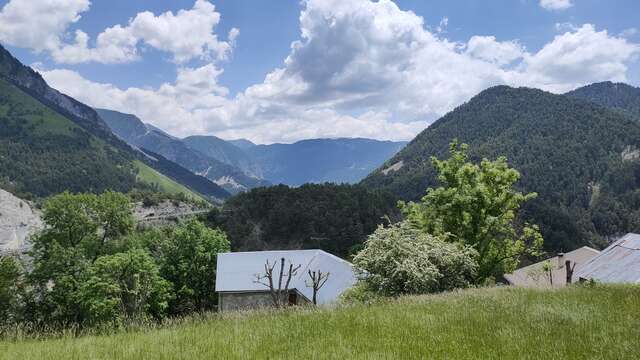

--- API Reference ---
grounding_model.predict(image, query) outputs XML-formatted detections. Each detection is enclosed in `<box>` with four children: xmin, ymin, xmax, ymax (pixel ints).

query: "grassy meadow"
<box><xmin>1</xmin><ymin>285</ymin><xmax>638</xmax><ymax>359</ymax></box>
<box><xmin>134</xmin><ymin>161</ymin><xmax>205</xmax><ymax>202</ymax></box>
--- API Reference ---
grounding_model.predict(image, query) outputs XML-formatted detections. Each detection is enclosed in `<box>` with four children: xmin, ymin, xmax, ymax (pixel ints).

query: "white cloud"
<box><xmin>515</xmin><ymin>24</ymin><xmax>640</xmax><ymax>92</ymax></box>
<box><xmin>242</xmin><ymin>0</ymin><xmax>638</xmax><ymax>124</ymax></box>
<box><xmin>34</xmin><ymin>0</ymin><xmax>640</xmax><ymax>144</ymax></box>
<box><xmin>0</xmin><ymin>0</ymin><xmax>89</xmax><ymax>52</ymax></box>
<box><xmin>0</xmin><ymin>0</ymin><xmax>236</xmax><ymax>64</ymax></box>
<box><xmin>620</xmin><ymin>28</ymin><xmax>639</xmax><ymax>39</ymax></box>
<box><xmin>465</xmin><ymin>36</ymin><xmax>525</xmax><ymax>66</ymax></box>
<box><xmin>436</xmin><ymin>17</ymin><xmax>448</xmax><ymax>34</ymax></box>
<box><xmin>124</xmin><ymin>0</ymin><xmax>237</xmax><ymax>63</ymax></box>
<box><xmin>540</xmin><ymin>0</ymin><xmax>573</xmax><ymax>11</ymax></box>
<box><xmin>38</xmin><ymin>65</ymin><xmax>425</xmax><ymax>144</ymax></box>
<box><xmin>51</xmin><ymin>27</ymin><xmax>139</xmax><ymax>64</ymax></box>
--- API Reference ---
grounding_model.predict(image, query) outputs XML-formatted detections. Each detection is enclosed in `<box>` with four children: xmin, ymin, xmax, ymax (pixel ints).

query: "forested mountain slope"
<box><xmin>0</xmin><ymin>45</ymin><xmax>228</xmax><ymax>201</ymax></box>
<box><xmin>138</xmin><ymin>150</ymin><xmax>230</xmax><ymax>201</ymax></box>
<box><xmin>566</xmin><ymin>82</ymin><xmax>640</xmax><ymax>120</ymax></box>
<box><xmin>362</xmin><ymin>85</ymin><xmax>640</xmax><ymax>252</ymax></box>
<box><xmin>0</xmin><ymin>77</ymin><xmax>139</xmax><ymax>197</ymax></box>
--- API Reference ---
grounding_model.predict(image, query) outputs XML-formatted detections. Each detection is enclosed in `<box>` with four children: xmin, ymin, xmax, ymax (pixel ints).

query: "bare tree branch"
<box><xmin>253</xmin><ymin>257</ymin><xmax>301</xmax><ymax>308</ymax></box>
<box><xmin>305</xmin><ymin>269</ymin><xmax>330</xmax><ymax>305</ymax></box>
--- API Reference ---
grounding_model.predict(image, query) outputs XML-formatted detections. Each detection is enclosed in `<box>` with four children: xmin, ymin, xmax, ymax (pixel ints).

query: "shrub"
<box><xmin>340</xmin><ymin>282</ymin><xmax>382</xmax><ymax>305</ymax></box>
<box><xmin>353</xmin><ymin>222</ymin><xmax>478</xmax><ymax>296</ymax></box>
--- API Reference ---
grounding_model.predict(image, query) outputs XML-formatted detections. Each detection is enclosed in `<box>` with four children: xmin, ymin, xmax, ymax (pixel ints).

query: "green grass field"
<box><xmin>134</xmin><ymin>161</ymin><xmax>206</xmax><ymax>202</ymax></box>
<box><xmin>1</xmin><ymin>285</ymin><xmax>638</xmax><ymax>359</ymax></box>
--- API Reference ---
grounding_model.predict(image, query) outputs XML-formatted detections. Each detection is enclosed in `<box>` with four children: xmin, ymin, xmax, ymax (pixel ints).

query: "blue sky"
<box><xmin>1</xmin><ymin>0</ymin><xmax>639</xmax><ymax>143</ymax></box>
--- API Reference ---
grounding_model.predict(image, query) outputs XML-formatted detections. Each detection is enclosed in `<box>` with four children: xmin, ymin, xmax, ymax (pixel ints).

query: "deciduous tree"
<box><xmin>79</xmin><ymin>249</ymin><xmax>171</xmax><ymax>327</ymax></box>
<box><xmin>254</xmin><ymin>258</ymin><xmax>301</xmax><ymax>307</ymax></box>
<box><xmin>402</xmin><ymin>141</ymin><xmax>543</xmax><ymax>282</ymax></box>
<box><xmin>305</xmin><ymin>270</ymin><xmax>330</xmax><ymax>305</ymax></box>
<box><xmin>158</xmin><ymin>219</ymin><xmax>230</xmax><ymax>314</ymax></box>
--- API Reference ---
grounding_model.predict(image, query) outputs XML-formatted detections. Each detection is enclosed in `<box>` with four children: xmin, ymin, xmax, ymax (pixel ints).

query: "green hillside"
<box><xmin>362</xmin><ymin>85</ymin><xmax>640</xmax><ymax>251</ymax></box>
<box><xmin>0</xmin><ymin>78</ymin><xmax>138</xmax><ymax>197</ymax></box>
<box><xmin>1</xmin><ymin>285</ymin><xmax>638</xmax><ymax>359</ymax></box>
<box><xmin>134</xmin><ymin>161</ymin><xmax>205</xmax><ymax>202</ymax></box>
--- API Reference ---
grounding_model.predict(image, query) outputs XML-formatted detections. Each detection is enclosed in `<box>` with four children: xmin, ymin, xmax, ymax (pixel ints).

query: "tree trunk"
<box><xmin>565</xmin><ymin>260</ymin><xmax>575</xmax><ymax>285</ymax></box>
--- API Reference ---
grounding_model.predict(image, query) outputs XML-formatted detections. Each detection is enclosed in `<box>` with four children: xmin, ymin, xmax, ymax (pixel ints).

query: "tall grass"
<box><xmin>1</xmin><ymin>285</ymin><xmax>638</xmax><ymax>359</ymax></box>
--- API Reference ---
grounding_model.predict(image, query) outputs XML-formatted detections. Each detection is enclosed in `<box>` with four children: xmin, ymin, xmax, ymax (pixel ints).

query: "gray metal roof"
<box><xmin>215</xmin><ymin>250</ymin><xmax>358</xmax><ymax>305</ymax></box>
<box><xmin>574</xmin><ymin>233</ymin><xmax>640</xmax><ymax>284</ymax></box>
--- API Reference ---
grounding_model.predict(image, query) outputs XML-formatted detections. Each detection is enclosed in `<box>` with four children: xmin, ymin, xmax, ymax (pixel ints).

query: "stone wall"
<box><xmin>219</xmin><ymin>291</ymin><xmax>309</xmax><ymax>312</ymax></box>
<box><xmin>220</xmin><ymin>292</ymin><xmax>274</xmax><ymax>312</ymax></box>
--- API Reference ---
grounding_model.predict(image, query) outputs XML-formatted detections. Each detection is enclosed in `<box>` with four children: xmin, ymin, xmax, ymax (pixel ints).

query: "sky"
<box><xmin>0</xmin><ymin>0</ymin><xmax>639</xmax><ymax>144</ymax></box>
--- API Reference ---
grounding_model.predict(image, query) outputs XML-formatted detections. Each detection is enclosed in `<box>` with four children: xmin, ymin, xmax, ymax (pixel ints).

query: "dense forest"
<box><xmin>566</xmin><ymin>81</ymin><xmax>640</xmax><ymax>120</ymax></box>
<box><xmin>206</xmin><ymin>184</ymin><xmax>400</xmax><ymax>258</ymax></box>
<box><xmin>362</xmin><ymin>84</ymin><xmax>640</xmax><ymax>252</ymax></box>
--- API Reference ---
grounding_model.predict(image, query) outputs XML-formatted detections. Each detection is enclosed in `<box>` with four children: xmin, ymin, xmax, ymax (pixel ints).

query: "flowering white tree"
<box><xmin>353</xmin><ymin>222</ymin><xmax>478</xmax><ymax>296</ymax></box>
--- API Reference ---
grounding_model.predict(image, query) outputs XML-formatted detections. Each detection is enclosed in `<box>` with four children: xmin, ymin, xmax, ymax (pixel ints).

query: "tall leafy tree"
<box><xmin>158</xmin><ymin>219</ymin><xmax>230</xmax><ymax>314</ymax></box>
<box><xmin>28</xmin><ymin>191</ymin><xmax>134</xmax><ymax>324</ymax></box>
<box><xmin>79</xmin><ymin>249</ymin><xmax>171</xmax><ymax>327</ymax></box>
<box><xmin>402</xmin><ymin>141</ymin><xmax>543</xmax><ymax>282</ymax></box>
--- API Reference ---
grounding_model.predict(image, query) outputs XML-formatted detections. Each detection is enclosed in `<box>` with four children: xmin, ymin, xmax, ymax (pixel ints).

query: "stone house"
<box><xmin>503</xmin><ymin>246</ymin><xmax>600</xmax><ymax>287</ymax></box>
<box><xmin>215</xmin><ymin>249</ymin><xmax>358</xmax><ymax>312</ymax></box>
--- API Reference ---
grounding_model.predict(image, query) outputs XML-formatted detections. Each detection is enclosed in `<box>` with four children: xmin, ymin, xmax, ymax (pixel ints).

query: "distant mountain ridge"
<box><xmin>245</xmin><ymin>138</ymin><xmax>408</xmax><ymax>186</ymax></box>
<box><xmin>362</xmin><ymin>83</ymin><xmax>640</xmax><ymax>253</ymax></box>
<box><xmin>566</xmin><ymin>81</ymin><xmax>640</xmax><ymax>120</ymax></box>
<box><xmin>182</xmin><ymin>135</ymin><xmax>263</xmax><ymax>179</ymax></box>
<box><xmin>96</xmin><ymin>108</ymin><xmax>268</xmax><ymax>194</ymax></box>
<box><xmin>96</xmin><ymin>108</ymin><xmax>408</xmax><ymax>188</ymax></box>
<box><xmin>228</xmin><ymin>139</ymin><xmax>256</xmax><ymax>150</ymax></box>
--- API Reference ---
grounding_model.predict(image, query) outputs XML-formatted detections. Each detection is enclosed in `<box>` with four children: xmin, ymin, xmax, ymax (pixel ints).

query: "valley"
<box><xmin>97</xmin><ymin>108</ymin><xmax>407</xmax><ymax>193</ymax></box>
<box><xmin>2</xmin><ymin>15</ymin><xmax>640</xmax><ymax>359</ymax></box>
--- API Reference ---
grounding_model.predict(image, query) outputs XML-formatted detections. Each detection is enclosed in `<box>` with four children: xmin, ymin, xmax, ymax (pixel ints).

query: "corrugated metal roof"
<box><xmin>574</xmin><ymin>233</ymin><xmax>640</xmax><ymax>284</ymax></box>
<box><xmin>215</xmin><ymin>250</ymin><xmax>358</xmax><ymax>305</ymax></box>
<box><xmin>504</xmin><ymin>246</ymin><xmax>600</xmax><ymax>287</ymax></box>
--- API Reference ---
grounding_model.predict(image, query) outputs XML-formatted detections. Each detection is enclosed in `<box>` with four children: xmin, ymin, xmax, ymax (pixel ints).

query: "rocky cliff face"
<box><xmin>0</xmin><ymin>189</ymin><xmax>43</xmax><ymax>254</ymax></box>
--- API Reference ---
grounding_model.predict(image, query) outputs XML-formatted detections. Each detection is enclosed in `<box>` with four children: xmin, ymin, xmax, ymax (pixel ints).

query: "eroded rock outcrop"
<box><xmin>0</xmin><ymin>189</ymin><xmax>43</xmax><ymax>254</ymax></box>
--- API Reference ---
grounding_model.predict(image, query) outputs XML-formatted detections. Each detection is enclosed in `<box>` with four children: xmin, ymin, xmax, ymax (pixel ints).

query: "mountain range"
<box><xmin>95</xmin><ymin>108</ymin><xmax>268</xmax><ymax>194</ymax></box>
<box><xmin>97</xmin><ymin>108</ymin><xmax>407</xmax><ymax>192</ymax></box>
<box><xmin>5</xmin><ymin>39</ymin><xmax>640</xmax><ymax>257</ymax></box>
<box><xmin>362</xmin><ymin>82</ymin><xmax>640</xmax><ymax>252</ymax></box>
